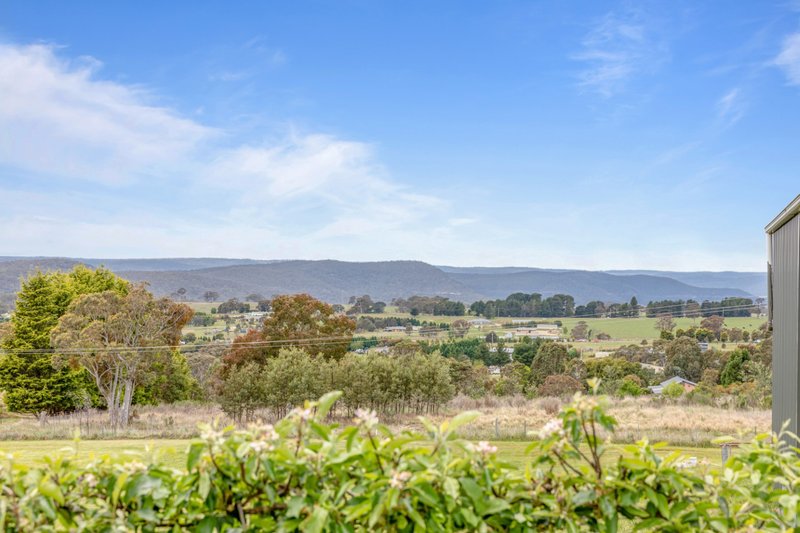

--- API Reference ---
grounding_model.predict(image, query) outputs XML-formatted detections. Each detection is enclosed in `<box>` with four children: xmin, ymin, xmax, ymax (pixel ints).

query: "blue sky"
<box><xmin>1</xmin><ymin>1</ymin><xmax>798</xmax><ymax>271</ymax></box>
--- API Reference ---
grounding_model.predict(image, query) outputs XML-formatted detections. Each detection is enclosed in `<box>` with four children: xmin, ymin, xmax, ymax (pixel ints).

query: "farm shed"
<box><xmin>767</xmin><ymin>194</ymin><xmax>800</xmax><ymax>436</ymax></box>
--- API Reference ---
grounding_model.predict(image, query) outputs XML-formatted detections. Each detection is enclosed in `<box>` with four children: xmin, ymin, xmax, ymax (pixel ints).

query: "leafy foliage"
<box><xmin>3</xmin><ymin>389</ymin><xmax>800</xmax><ymax>531</ymax></box>
<box><xmin>530</xmin><ymin>342</ymin><xmax>569</xmax><ymax>386</ymax></box>
<box><xmin>0</xmin><ymin>266</ymin><xmax>129</xmax><ymax>414</ymax></box>
<box><xmin>219</xmin><ymin>349</ymin><xmax>455</xmax><ymax>421</ymax></box>
<box><xmin>221</xmin><ymin>294</ymin><xmax>355</xmax><ymax>373</ymax></box>
<box><xmin>51</xmin><ymin>285</ymin><xmax>194</xmax><ymax>428</ymax></box>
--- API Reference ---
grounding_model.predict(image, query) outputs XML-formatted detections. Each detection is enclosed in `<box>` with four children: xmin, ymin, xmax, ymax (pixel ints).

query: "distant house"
<box><xmin>593</xmin><ymin>351</ymin><xmax>612</xmax><ymax>359</ymax></box>
<box><xmin>468</xmin><ymin>318</ymin><xmax>493</xmax><ymax>327</ymax></box>
<box><xmin>697</xmin><ymin>341</ymin><xmax>709</xmax><ymax>352</ymax></box>
<box><xmin>487</xmin><ymin>365</ymin><xmax>502</xmax><ymax>375</ymax></box>
<box><xmin>383</xmin><ymin>326</ymin><xmax>407</xmax><ymax>332</ymax></box>
<box><xmin>648</xmin><ymin>376</ymin><xmax>697</xmax><ymax>395</ymax></box>
<box><xmin>514</xmin><ymin>324</ymin><xmax>561</xmax><ymax>340</ymax></box>
<box><xmin>511</xmin><ymin>319</ymin><xmax>535</xmax><ymax>324</ymax></box>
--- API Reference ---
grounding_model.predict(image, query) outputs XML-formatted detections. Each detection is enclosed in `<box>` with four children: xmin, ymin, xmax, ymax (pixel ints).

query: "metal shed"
<box><xmin>767</xmin><ymin>194</ymin><xmax>800</xmax><ymax>436</ymax></box>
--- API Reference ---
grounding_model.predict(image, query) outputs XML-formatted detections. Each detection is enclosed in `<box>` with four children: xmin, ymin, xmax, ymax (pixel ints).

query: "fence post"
<box><xmin>494</xmin><ymin>417</ymin><xmax>499</xmax><ymax>439</ymax></box>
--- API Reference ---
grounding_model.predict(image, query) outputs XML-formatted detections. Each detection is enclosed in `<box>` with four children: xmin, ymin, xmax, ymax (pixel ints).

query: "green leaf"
<box><xmin>482</xmin><ymin>498</ymin><xmax>510</xmax><ymax>516</ymax></box>
<box><xmin>199</xmin><ymin>471</ymin><xmax>211</xmax><ymax>499</ymax></box>
<box><xmin>186</xmin><ymin>442</ymin><xmax>205</xmax><ymax>470</ymax></box>
<box><xmin>316</xmin><ymin>391</ymin><xmax>343</xmax><ymax>420</ymax></box>
<box><xmin>448</xmin><ymin>411</ymin><xmax>481</xmax><ymax>432</ymax></box>
<box><xmin>303</xmin><ymin>506</ymin><xmax>329</xmax><ymax>533</ymax></box>
<box><xmin>38</xmin><ymin>479</ymin><xmax>64</xmax><ymax>505</ymax></box>
<box><xmin>412</xmin><ymin>483</ymin><xmax>440</xmax><ymax>507</ymax></box>
<box><xmin>459</xmin><ymin>478</ymin><xmax>484</xmax><ymax>507</ymax></box>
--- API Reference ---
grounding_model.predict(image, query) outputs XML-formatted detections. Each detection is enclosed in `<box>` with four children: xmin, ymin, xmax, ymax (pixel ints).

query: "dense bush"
<box><xmin>218</xmin><ymin>349</ymin><xmax>455</xmax><ymax>421</ymax></box>
<box><xmin>536</xmin><ymin>374</ymin><xmax>583</xmax><ymax>397</ymax></box>
<box><xmin>3</xmin><ymin>388</ymin><xmax>800</xmax><ymax>531</ymax></box>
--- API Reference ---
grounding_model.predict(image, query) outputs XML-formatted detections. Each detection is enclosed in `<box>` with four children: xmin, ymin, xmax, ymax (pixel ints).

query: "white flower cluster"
<box><xmin>538</xmin><ymin>418</ymin><xmax>564</xmax><ymax>440</ymax></box>
<box><xmin>125</xmin><ymin>461</ymin><xmax>147</xmax><ymax>473</ymax></box>
<box><xmin>475</xmin><ymin>441</ymin><xmax>498</xmax><ymax>456</ymax></box>
<box><xmin>200</xmin><ymin>426</ymin><xmax>225</xmax><ymax>444</ymax></box>
<box><xmin>248</xmin><ymin>440</ymin><xmax>274</xmax><ymax>454</ymax></box>
<box><xmin>574</xmin><ymin>395</ymin><xmax>598</xmax><ymax>412</ymax></box>
<box><xmin>675</xmin><ymin>457</ymin><xmax>698</xmax><ymax>469</ymax></box>
<box><xmin>81</xmin><ymin>473</ymin><xmax>98</xmax><ymax>489</ymax></box>
<box><xmin>354</xmin><ymin>408</ymin><xmax>379</xmax><ymax>429</ymax></box>
<box><xmin>249</xmin><ymin>422</ymin><xmax>279</xmax><ymax>442</ymax></box>
<box><xmin>291</xmin><ymin>407</ymin><xmax>314</xmax><ymax>422</ymax></box>
<box><xmin>389</xmin><ymin>470</ymin><xmax>412</xmax><ymax>489</ymax></box>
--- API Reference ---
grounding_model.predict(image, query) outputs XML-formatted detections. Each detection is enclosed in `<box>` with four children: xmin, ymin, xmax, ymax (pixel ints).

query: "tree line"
<box><xmin>469</xmin><ymin>293</ymin><xmax>576</xmax><ymax>318</ymax></box>
<box><xmin>218</xmin><ymin>349</ymin><xmax>454</xmax><ymax>422</ymax></box>
<box><xmin>644</xmin><ymin>297</ymin><xmax>756</xmax><ymax>318</ymax></box>
<box><xmin>392</xmin><ymin>295</ymin><xmax>466</xmax><ymax>316</ymax></box>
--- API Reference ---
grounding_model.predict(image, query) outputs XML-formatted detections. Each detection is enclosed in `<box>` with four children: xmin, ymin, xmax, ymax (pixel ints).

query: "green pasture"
<box><xmin>368</xmin><ymin>315</ymin><xmax>763</xmax><ymax>338</ymax></box>
<box><xmin>0</xmin><ymin>439</ymin><xmax>724</xmax><ymax>471</ymax></box>
<box><xmin>182</xmin><ymin>301</ymin><xmax>766</xmax><ymax>351</ymax></box>
<box><xmin>0</xmin><ymin>439</ymin><xmax>189</xmax><ymax>469</ymax></box>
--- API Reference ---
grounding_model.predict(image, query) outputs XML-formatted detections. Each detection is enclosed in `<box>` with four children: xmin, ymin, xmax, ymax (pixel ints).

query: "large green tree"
<box><xmin>720</xmin><ymin>349</ymin><xmax>750</xmax><ymax>386</ymax></box>
<box><xmin>0</xmin><ymin>266</ymin><xmax>128</xmax><ymax>414</ymax></box>
<box><xmin>51</xmin><ymin>285</ymin><xmax>193</xmax><ymax>428</ymax></box>
<box><xmin>530</xmin><ymin>342</ymin><xmax>569</xmax><ymax>387</ymax></box>
<box><xmin>663</xmin><ymin>337</ymin><xmax>705</xmax><ymax>382</ymax></box>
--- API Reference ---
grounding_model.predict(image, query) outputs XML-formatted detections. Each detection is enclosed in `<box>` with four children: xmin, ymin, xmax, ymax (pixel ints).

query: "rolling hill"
<box><xmin>447</xmin><ymin>270</ymin><xmax>753</xmax><ymax>304</ymax></box>
<box><xmin>0</xmin><ymin>257</ymin><xmax>759</xmax><ymax>308</ymax></box>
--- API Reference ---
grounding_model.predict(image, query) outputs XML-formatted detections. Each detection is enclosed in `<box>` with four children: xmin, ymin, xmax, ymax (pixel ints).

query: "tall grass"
<box><xmin>0</xmin><ymin>395</ymin><xmax>769</xmax><ymax>445</ymax></box>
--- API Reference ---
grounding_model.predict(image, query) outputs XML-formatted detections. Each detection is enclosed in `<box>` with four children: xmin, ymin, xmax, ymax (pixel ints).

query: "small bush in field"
<box><xmin>617</xmin><ymin>377</ymin><xmax>647</xmax><ymax>397</ymax></box>
<box><xmin>537</xmin><ymin>373</ymin><xmax>582</xmax><ymax>397</ymax></box>
<box><xmin>538</xmin><ymin>396</ymin><xmax>560</xmax><ymax>415</ymax></box>
<box><xmin>662</xmin><ymin>381</ymin><xmax>685</xmax><ymax>399</ymax></box>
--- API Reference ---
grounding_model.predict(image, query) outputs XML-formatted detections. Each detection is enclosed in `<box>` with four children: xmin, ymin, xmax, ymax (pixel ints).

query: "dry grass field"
<box><xmin>0</xmin><ymin>396</ymin><xmax>769</xmax><ymax>447</ymax></box>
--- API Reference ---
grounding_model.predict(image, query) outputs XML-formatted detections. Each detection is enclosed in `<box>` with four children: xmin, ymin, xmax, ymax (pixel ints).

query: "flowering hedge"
<box><xmin>1</xmin><ymin>386</ymin><xmax>799</xmax><ymax>531</ymax></box>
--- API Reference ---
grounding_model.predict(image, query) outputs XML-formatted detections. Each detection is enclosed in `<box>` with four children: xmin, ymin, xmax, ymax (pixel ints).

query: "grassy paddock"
<box><xmin>0</xmin><ymin>396</ymin><xmax>769</xmax><ymax>447</ymax></box>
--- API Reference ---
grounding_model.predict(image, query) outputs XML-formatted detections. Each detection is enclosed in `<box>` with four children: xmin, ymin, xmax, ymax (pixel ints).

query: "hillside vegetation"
<box><xmin>0</xmin><ymin>256</ymin><xmax>762</xmax><ymax>307</ymax></box>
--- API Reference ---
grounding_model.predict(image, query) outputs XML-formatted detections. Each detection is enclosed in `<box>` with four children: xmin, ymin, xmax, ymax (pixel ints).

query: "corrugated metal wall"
<box><xmin>771</xmin><ymin>214</ymin><xmax>800</xmax><ymax>436</ymax></box>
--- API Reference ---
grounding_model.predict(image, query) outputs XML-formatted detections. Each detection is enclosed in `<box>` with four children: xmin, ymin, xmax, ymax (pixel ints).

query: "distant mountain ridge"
<box><xmin>0</xmin><ymin>256</ymin><xmax>762</xmax><ymax>309</ymax></box>
<box><xmin>437</xmin><ymin>266</ymin><xmax>766</xmax><ymax>298</ymax></box>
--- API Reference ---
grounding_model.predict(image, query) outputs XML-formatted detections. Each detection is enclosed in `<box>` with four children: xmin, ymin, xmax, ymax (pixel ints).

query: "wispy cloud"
<box><xmin>0</xmin><ymin>42</ymin><xmax>449</xmax><ymax>259</ymax></box>
<box><xmin>573</xmin><ymin>8</ymin><xmax>667</xmax><ymax>98</ymax></box>
<box><xmin>0</xmin><ymin>43</ymin><xmax>214</xmax><ymax>185</ymax></box>
<box><xmin>716</xmin><ymin>87</ymin><xmax>745</xmax><ymax>125</ymax></box>
<box><xmin>774</xmin><ymin>32</ymin><xmax>800</xmax><ymax>85</ymax></box>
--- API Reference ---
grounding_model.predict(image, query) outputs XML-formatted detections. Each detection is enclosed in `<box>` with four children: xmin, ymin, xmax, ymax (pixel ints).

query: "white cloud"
<box><xmin>0</xmin><ymin>42</ymin><xmax>451</xmax><ymax>259</ymax></box>
<box><xmin>0</xmin><ymin>43</ymin><xmax>215</xmax><ymax>185</ymax></box>
<box><xmin>716</xmin><ymin>87</ymin><xmax>744</xmax><ymax>125</ymax></box>
<box><xmin>573</xmin><ymin>9</ymin><xmax>666</xmax><ymax>98</ymax></box>
<box><xmin>774</xmin><ymin>32</ymin><xmax>800</xmax><ymax>85</ymax></box>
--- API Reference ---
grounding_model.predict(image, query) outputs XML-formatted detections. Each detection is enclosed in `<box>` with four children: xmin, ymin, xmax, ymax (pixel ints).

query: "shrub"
<box><xmin>3</xmin><ymin>389</ymin><xmax>800</xmax><ymax>530</ymax></box>
<box><xmin>537</xmin><ymin>374</ymin><xmax>582</xmax><ymax>397</ymax></box>
<box><xmin>616</xmin><ymin>377</ymin><xmax>647</xmax><ymax>397</ymax></box>
<box><xmin>662</xmin><ymin>381</ymin><xmax>685</xmax><ymax>399</ymax></box>
<box><xmin>538</xmin><ymin>396</ymin><xmax>560</xmax><ymax>415</ymax></box>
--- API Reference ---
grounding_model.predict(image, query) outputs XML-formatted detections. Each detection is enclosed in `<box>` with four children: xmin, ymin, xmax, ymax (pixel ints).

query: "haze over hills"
<box><xmin>439</xmin><ymin>266</ymin><xmax>767</xmax><ymax>299</ymax></box>
<box><xmin>0</xmin><ymin>256</ymin><xmax>762</xmax><ymax>309</ymax></box>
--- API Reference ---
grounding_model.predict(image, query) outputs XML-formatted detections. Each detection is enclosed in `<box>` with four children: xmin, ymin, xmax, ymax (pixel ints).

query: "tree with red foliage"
<box><xmin>221</xmin><ymin>294</ymin><xmax>355</xmax><ymax>376</ymax></box>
